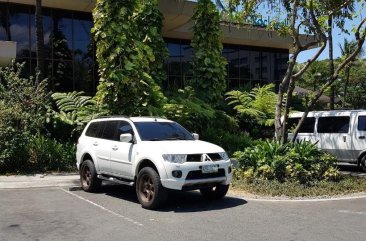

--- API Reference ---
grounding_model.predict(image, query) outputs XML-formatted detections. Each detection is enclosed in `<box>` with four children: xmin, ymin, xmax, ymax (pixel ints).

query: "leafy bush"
<box><xmin>27</xmin><ymin>136</ymin><xmax>76</xmax><ymax>172</ymax></box>
<box><xmin>0</xmin><ymin>63</ymin><xmax>49</xmax><ymax>171</ymax></box>
<box><xmin>233</xmin><ymin>140</ymin><xmax>340</xmax><ymax>184</ymax></box>
<box><xmin>201</xmin><ymin>128</ymin><xmax>252</xmax><ymax>156</ymax></box>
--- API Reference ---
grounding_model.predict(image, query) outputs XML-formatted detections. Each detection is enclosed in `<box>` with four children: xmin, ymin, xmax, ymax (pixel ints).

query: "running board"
<box><xmin>97</xmin><ymin>175</ymin><xmax>134</xmax><ymax>186</ymax></box>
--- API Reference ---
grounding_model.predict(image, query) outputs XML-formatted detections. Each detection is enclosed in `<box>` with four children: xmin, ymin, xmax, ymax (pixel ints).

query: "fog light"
<box><xmin>228</xmin><ymin>166</ymin><xmax>232</xmax><ymax>174</ymax></box>
<box><xmin>172</xmin><ymin>170</ymin><xmax>182</xmax><ymax>178</ymax></box>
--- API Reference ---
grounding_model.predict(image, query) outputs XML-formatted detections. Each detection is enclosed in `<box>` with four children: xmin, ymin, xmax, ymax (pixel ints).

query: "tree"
<box><xmin>338</xmin><ymin>38</ymin><xmax>364</xmax><ymax>108</ymax></box>
<box><xmin>191</xmin><ymin>0</ymin><xmax>227</xmax><ymax>106</ymax></box>
<box><xmin>93</xmin><ymin>0</ymin><xmax>167</xmax><ymax>115</ymax></box>
<box><xmin>226</xmin><ymin>0</ymin><xmax>366</xmax><ymax>143</ymax></box>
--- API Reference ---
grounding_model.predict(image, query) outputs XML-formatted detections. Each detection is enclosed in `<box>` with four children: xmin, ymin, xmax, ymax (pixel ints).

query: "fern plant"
<box><xmin>50</xmin><ymin>91</ymin><xmax>108</xmax><ymax>136</ymax></box>
<box><xmin>226</xmin><ymin>84</ymin><xmax>277</xmax><ymax>126</ymax></box>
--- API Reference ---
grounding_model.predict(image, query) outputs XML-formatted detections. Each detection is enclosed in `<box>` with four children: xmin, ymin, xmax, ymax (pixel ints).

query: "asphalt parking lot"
<box><xmin>1</xmin><ymin>183</ymin><xmax>365</xmax><ymax>241</ymax></box>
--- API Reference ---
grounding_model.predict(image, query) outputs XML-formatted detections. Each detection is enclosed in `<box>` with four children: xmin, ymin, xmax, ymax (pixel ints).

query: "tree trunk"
<box><xmin>342</xmin><ymin>67</ymin><xmax>350</xmax><ymax>108</ymax></box>
<box><xmin>35</xmin><ymin>0</ymin><xmax>45</xmax><ymax>83</ymax></box>
<box><xmin>282</xmin><ymin>76</ymin><xmax>296</xmax><ymax>143</ymax></box>
<box><xmin>274</xmin><ymin>53</ymin><xmax>297</xmax><ymax>142</ymax></box>
<box><xmin>328</xmin><ymin>17</ymin><xmax>335</xmax><ymax>110</ymax></box>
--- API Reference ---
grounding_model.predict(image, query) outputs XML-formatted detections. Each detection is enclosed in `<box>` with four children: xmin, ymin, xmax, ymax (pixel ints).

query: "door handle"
<box><xmin>112</xmin><ymin>146</ymin><xmax>118</xmax><ymax>151</ymax></box>
<box><xmin>343</xmin><ymin>136</ymin><xmax>347</xmax><ymax>142</ymax></box>
<box><xmin>359</xmin><ymin>136</ymin><xmax>366</xmax><ymax>139</ymax></box>
<box><xmin>93</xmin><ymin>142</ymin><xmax>98</xmax><ymax>146</ymax></box>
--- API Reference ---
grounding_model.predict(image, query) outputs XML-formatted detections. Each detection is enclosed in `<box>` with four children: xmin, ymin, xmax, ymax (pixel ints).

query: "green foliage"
<box><xmin>163</xmin><ymin>87</ymin><xmax>215</xmax><ymax>133</ymax></box>
<box><xmin>27</xmin><ymin>136</ymin><xmax>76</xmax><ymax>172</ymax></box>
<box><xmin>233</xmin><ymin>140</ymin><xmax>340</xmax><ymax>184</ymax></box>
<box><xmin>0</xmin><ymin>63</ymin><xmax>49</xmax><ymax>171</ymax></box>
<box><xmin>191</xmin><ymin>0</ymin><xmax>227</xmax><ymax>106</ymax></box>
<box><xmin>50</xmin><ymin>91</ymin><xmax>107</xmax><ymax>139</ymax></box>
<box><xmin>93</xmin><ymin>0</ymin><xmax>167</xmax><ymax>115</ymax></box>
<box><xmin>226</xmin><ymin>84</ymin><xmax>277</xmax><ymax>126</ymax></box>
<box><xmin>201</xmin><ymin>128</ymin><xmax>252</xmax><ymax>156</ymax></box>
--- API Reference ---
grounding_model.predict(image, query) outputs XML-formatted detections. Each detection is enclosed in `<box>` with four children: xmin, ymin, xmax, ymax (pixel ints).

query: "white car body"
<box><xmin>76</xmin><ymin>117</ymin><xmax>232</xmax><ymax>191</ymax></box>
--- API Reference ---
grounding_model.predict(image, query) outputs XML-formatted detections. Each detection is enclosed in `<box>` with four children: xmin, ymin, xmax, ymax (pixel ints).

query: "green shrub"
<box><xmin>27</xmin><ymin>136</ymin><xmax>76</xmax><ymax>172</ymax></box>
<box><xmin>233</xmin><ymin>140</ymin><xmax>340</xmax><ymax>184</ymax></box>
<box><xmin>0</xmin><ymin>63</ymin><xmax>49</xmax><ymax>171</ymax></box>
<box><xmin>200</xmin><ymin>128</ymin><xmax>252</xmax><ymax>156</ymax></box>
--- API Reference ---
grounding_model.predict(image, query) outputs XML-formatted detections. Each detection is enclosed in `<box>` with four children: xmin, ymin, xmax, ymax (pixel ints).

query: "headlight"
<box><xmin>162</xmin><ymin>154</ymin><xmax>187</xmax><ymax>164</ymax></box>
<box><xmin>218</xmin><ymin>152</ymin><xmax>229</xmax><ymax>161</ymax></box>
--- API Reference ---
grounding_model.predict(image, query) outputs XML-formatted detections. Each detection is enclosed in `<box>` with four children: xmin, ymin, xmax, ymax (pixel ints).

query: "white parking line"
<box><xmin>338</xmin><ymin>210</ymin><xmax>366</xmax><ymax>216</ymax></box>
<box><xmin>60</xmin><ymin>188</ymin><xmax>143</xmax><ymax>227</ymax></box>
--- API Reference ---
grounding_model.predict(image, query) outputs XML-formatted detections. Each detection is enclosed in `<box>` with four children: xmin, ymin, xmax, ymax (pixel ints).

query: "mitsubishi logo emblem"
<box><xmin>202</xmin><ymin>154</ymin><xmax>212</xmax><ymax>162</ymax></box>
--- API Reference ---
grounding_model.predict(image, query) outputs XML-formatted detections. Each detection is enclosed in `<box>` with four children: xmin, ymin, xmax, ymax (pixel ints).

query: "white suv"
<box><xmin>76</xmin><ymin>116</ymin><xmax>232</xmax><ymax>209</ymax></box>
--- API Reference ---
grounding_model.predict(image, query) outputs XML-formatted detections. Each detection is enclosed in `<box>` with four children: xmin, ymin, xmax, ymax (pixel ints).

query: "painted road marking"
<box><xmin>338</xmin><ymin>210</ymin><xmax>366</xmax><ymax>216</ymax></box>
<box><xmin>60</xmin><ymin>188</ymin><xmax>143</xmax><ymax>227</ymax></box>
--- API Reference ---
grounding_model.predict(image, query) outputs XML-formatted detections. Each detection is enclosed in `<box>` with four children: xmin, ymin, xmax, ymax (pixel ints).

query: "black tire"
<box><xmin>136</xmin><ymin>167</ymin><xmax>168</xmax><ymax>210</ymax></box>
<box><xmin>200</xmin><ymin>184</ymin><xmax>229</xmax><ymax>200</ymax></box>
<box><xmin>359</xmin><ymin>155</ymin><xmax>366</xmax><ymax>172</ymax></box>
<box><xmin>80</xmin><ymin>160</ymin><xmax>102</xmax><ymax>192</ymax></box>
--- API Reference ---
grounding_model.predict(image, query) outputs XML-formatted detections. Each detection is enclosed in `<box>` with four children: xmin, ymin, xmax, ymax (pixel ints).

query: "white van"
<box><xmin>288</xmin><ymin>110</ymin><xmax>366</xmax><ymax>171</ymax></box>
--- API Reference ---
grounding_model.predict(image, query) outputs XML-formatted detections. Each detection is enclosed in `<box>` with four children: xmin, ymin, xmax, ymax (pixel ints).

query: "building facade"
<box><xmin>0</xmin><ymin>0</ymin><xmax>307</xmax><ymax>95</ymax></box>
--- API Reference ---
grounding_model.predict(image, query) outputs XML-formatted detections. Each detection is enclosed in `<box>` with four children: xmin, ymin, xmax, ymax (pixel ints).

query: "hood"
<box><xmin>144</xmin><ymin>140</ymin><xmax>225</xmax><ymax>154</ymax></box>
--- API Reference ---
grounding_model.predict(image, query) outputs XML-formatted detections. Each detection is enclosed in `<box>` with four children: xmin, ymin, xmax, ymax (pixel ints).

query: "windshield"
<box><xmin>134</xmin><ymin>121</ymin><xmax>194</xmax><ymax>141</ymax></box>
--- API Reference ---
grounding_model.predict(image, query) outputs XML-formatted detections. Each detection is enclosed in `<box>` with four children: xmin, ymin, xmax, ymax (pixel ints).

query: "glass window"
<box><xmin>85</xmin><ymin>122</ymin><xmax>101</xmax><ymax>138</ymax></box>
<box><xmin>358</xmin><ymin>116</ymin><xmax>366</xmax><ymax>131</ymax></box>
<box><xmin>73</xmin><ymin>12</ymin><xmax>93</xmax><ymax>62</ymax></box>
<box><xmin>52</xmin><ymin>60</ymin><xmax>73</xmax><ymax>92</ymax></box>
<box><xmin>100</xmin><ymin>121</ymin><xmax>119</xmax><ymax>140</ymax></box>
<box><xmin>9</xmin><ymin>4</ymin><xmax>30</xmax><ymax>58</ymax></box>
<box><xmin>239</xmin><ymin>50</ymin><xmax>250</xmax><ymax>80</ymax></box>
<box><xmin>52</xmin><ymin>10</ymin><xmax>72</xmax><ymax>60</ymax></box>
<box><xmin>249</xmin><ymin>51</ymin><xmax>261</xmax><ymax>82</ymax></box>
<box><xmin>0</xmin><ymin>3</ymin><xmax>8</xmax><ymax>40</ymax></box>
<box><xmin>318</xmin><ymin>116</ymin><xmax>350</xmax><ymax>133</ymax></box>
<box><xmin>30</xmin><ymin>8</ymin><xmax>52</xmax><ymax>59</ymax></box>
<box><xmin>287</xmin><ymin>117</ymin><xmax>315</xmax><ymax>133</ymax></box>
<box><xmin>134</xmin><ymin>122</ymin><xmax>194</xmax><ymax>141</ymax></box>
<box><xmin>225</xmin><ymin>48</ymin><xmax>239</xmax><ymax>78</ymax></box>
<box><xmin>115</xmin><ymin>121</ymin><xmax>134</xmax><ymax>141</ymax></box>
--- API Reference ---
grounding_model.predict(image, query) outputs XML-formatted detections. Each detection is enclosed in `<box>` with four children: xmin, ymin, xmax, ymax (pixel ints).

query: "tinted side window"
<box><xmin>100</xmin><ymin>121</ymin><xmax>119</xmax><ymax>140</ymax></box>
<box><xmin>358</xmin><ymin>116</ymin><xmax>366</xmax><ymax>131</ymax></box>
<box><xmin>318</xmin><ymin>117</ymin><xmax>350</xmax><ymax>133</ymax></box>
<box><xmin>114</xmin><ymin>121</ymin><xmax>134</xmax><ymax>141</ymax></box>
<box><xmin>85</xmin><ymin>122</ymin><xmax>100</xmax><ymax>137</ymax></box>
<box><xmin>287</xmin><ymin>117</ymin><xmax>315</xmax><ymax>133</ymax></box>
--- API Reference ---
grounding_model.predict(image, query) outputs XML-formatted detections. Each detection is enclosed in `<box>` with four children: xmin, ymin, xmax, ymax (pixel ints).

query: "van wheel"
<box><xmin>200</xmin><ymin>184</ymin><xmax>229</xmax><ymax>200</ymax></box>
<box><xmin>80</xmin><ymin>160</ymin><xmax>101</xmax><ymax>192</ymax></box>
<box><xmin>136</xmin><ymin>167</ymin><xmax>168</xmax><ymax>210</ymax></box>
<box><xmin>359</xmin><ymin>155</ymin><xmax>366</xmax><ymax>172</ymax></box>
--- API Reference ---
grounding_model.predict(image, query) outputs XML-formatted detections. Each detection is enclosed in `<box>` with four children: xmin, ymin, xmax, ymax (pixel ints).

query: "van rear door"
<box><xmin>351</xmin><ymin>114</ymin><xmax>366</xmax><ymax>162</ymax></box>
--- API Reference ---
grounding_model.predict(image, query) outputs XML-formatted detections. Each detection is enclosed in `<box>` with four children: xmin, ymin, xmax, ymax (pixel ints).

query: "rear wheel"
<box><xmin>136</xmin><ymin>167</ymin><xmax>168</xmax><ymax>209</ymax></box>
<box><xmin>200</xmin><ymin>184</ymin><xmax>229</xmax><ymax>200</ymax></box>
<box><xmin>359</xmin><ymin>155</ymin><xmax>366</xmax><ymax>172</ymax></box>
<box><xmin>80</xmin><ymin>160</ymin><xmax>101</xmax><ymax>192</ymax></box>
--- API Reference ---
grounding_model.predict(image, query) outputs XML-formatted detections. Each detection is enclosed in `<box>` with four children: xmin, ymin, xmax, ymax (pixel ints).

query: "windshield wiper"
<box><xmin>147</xmin><ymin>138</ymin><xmax>162</xmax><ymax>141</ymax></box>
<box><xmin>163</xmin><ymin>137</ymin><xmax>186</xmax><ymax>140</ymax></box>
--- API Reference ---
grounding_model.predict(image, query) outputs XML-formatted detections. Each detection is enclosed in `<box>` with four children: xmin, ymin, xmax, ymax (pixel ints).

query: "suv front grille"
<box><xmin>186</xmin><ymin>154</ymin><xmax>202</xmax><ymax>162</ymax></box>
<box><xmin>185</xmin><ymin>168</ymin><xmax>225</xmax><ymax>180</ymax></box>
<box><xmin>186</xmin><ymin>153</ymin><xmax>222</xmax><ymax>162</ymax></box>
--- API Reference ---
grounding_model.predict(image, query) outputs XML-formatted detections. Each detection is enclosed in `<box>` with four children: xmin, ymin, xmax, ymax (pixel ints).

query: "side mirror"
<box><xmin>192</xmin><ymin>133</ymin><xmax>199</xmax><ymax>140</ymax></box>
<box><xmin>120</xmin><ymin>133</ymin><xmax>133</xmax><ymax>143</ymax></box>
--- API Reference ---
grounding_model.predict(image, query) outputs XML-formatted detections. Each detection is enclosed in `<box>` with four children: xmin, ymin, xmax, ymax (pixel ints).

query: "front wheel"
<box><xmin>136</xmin><ymin>167</ymin><xmax>168</xmax><ymax>209</ymax></box>
<box><xmin>200</xmin><ymin>184</ymin><xmax>229</xmax><ymax>200</ymax></box>
<box><xmin>359</xmin><ymin>155</ymin><xmax>366</xmax><ymax>172</ymax></box>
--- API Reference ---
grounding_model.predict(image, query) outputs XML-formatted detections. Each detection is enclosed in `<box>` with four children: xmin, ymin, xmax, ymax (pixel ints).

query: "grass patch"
<box><xmin>232</xmin><ymin>176</ymin><xmax>366</xmax><ymax>197</ymax></box>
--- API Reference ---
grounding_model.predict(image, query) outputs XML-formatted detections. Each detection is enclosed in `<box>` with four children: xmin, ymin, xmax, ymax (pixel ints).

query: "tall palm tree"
<box><xmin>339</xmin><ymin>38</ymin><xmax>364</xmax><ymax>108</ymax></box>
<box><xmin>35</xmin><ymin>0</ymin><xmax>45</xmax><ymax>83</ymax></box>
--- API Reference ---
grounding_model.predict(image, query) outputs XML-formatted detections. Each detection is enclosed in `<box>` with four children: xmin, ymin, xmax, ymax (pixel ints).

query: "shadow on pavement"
<box><xmin>96</xmin><ymin>183</ymin><xmax>247</xmax><ymax>212</ymax></box>
<box><xmin>338</xmin><ymin>164</ymin><xmax>366</xmax><ymax>177</ymax></box>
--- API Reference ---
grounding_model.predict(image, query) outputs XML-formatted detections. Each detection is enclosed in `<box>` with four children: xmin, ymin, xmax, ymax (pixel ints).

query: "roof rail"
<box><xmin>96</xmin><ymin>115</ymin><xmax>130</xmax><ymax>119</ymax></box>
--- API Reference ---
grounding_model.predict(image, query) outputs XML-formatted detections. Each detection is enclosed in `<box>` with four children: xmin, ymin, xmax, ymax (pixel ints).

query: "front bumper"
<box><xmin>160</xmin><ymin>160</ymin><xmax>232</xmax><ymax>190</ymax></box>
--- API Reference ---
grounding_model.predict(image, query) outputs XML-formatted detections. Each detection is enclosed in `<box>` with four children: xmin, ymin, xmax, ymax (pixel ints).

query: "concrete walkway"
<box><xmin>0</xmin><ymin>173</ymin><xmax>80</xmax><ymax>189</ymax></box>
